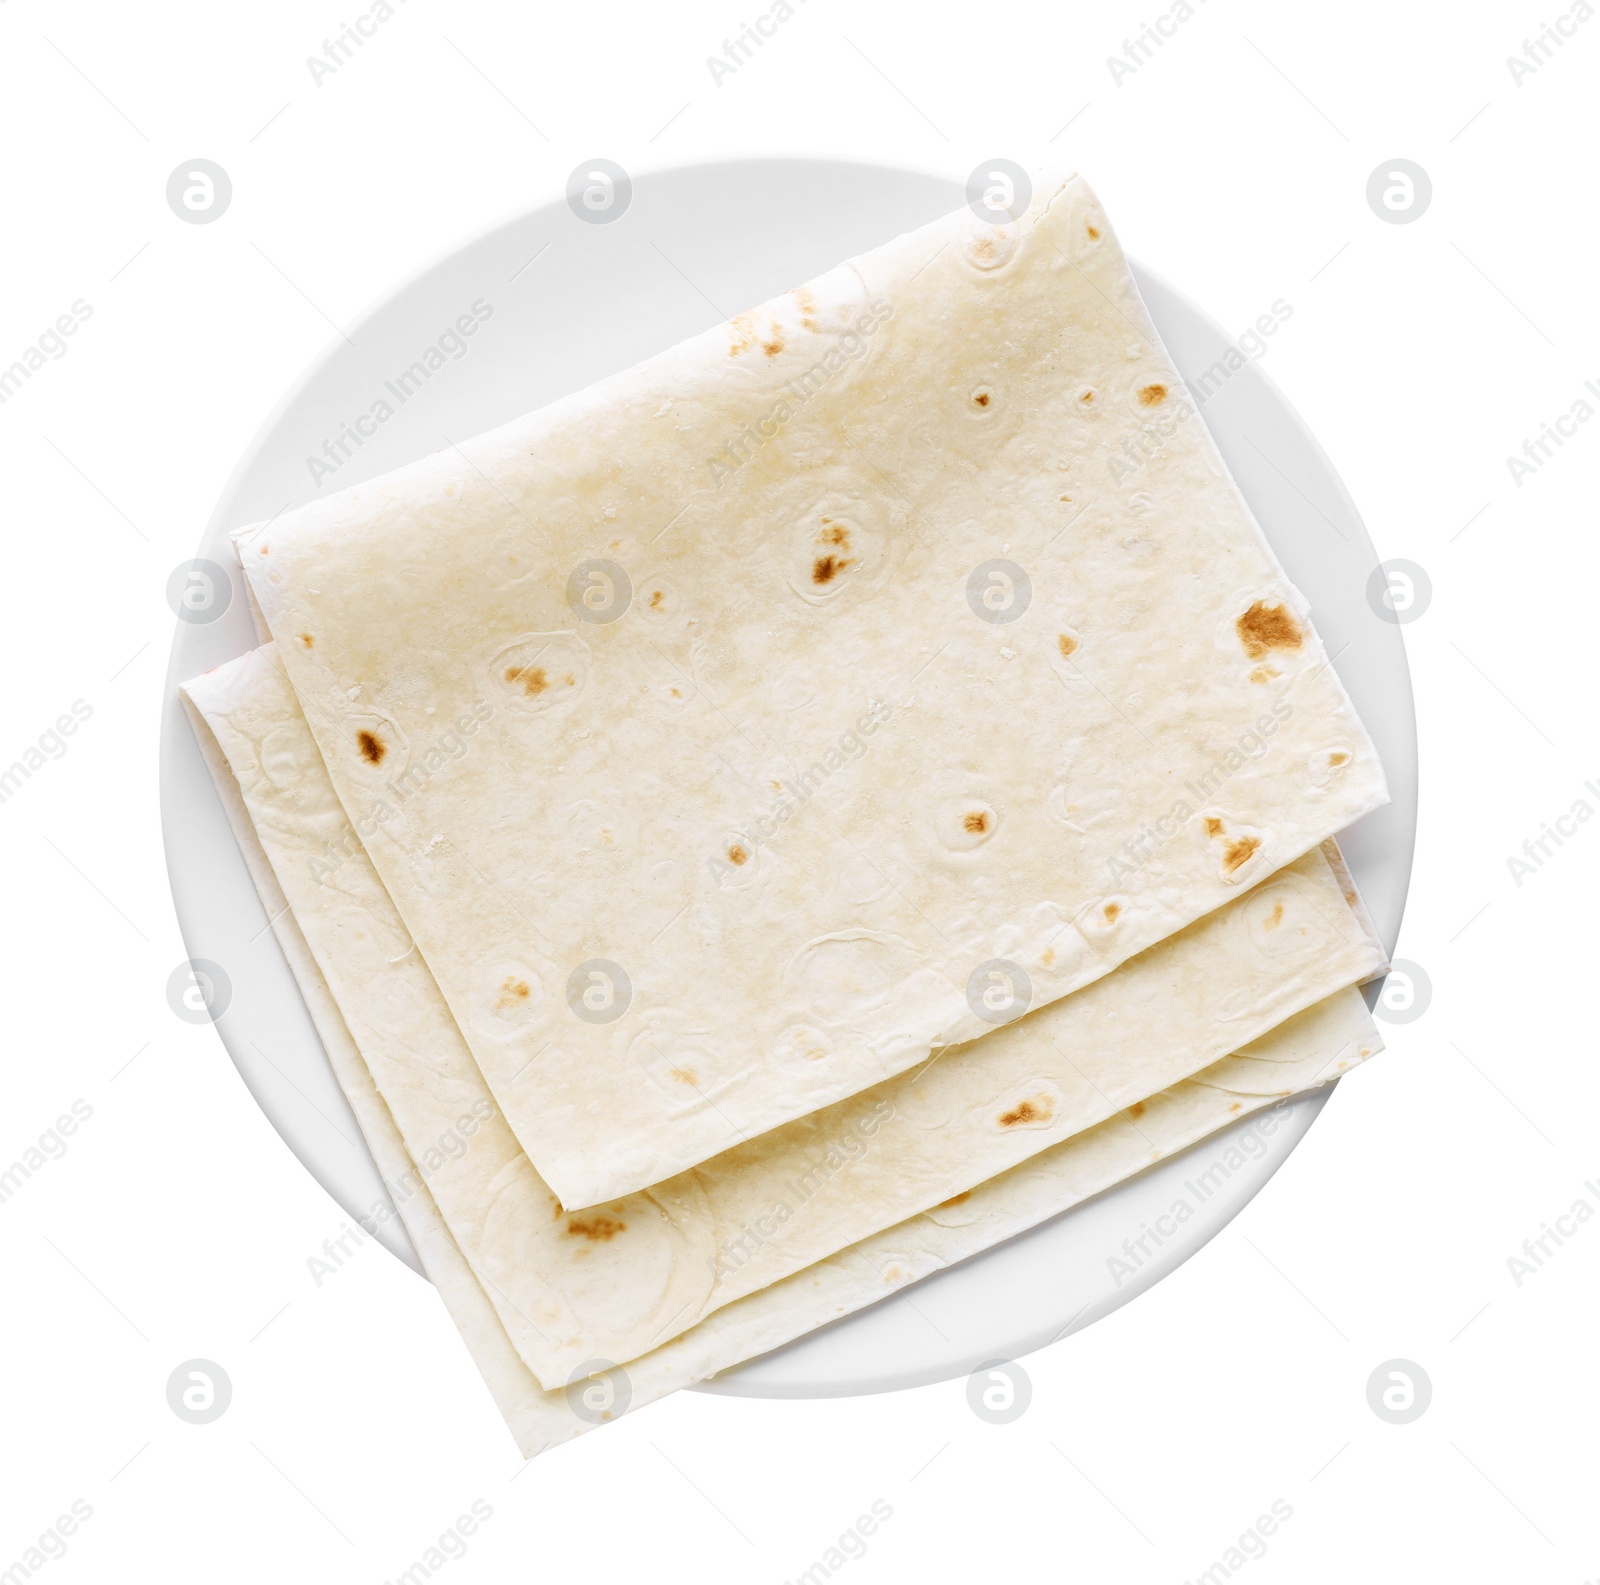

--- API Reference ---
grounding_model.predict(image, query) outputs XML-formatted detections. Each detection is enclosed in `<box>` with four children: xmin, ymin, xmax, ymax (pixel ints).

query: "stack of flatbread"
<box><xmin>181</xmin><ymin>170</ymin><xmax>1389</xmax><ymax>1458</ymax></box>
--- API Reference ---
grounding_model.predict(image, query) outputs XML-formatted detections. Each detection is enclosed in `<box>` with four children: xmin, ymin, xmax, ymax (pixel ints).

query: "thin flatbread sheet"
<box><xmin>182</xmin><ymin>644</ymin><xmax>1384</xmax><ymax>1389</ymax></box>
<box><xmin>236</xmin><ymin>169</ymin><xmax>1387</xmax><ymax>1209</ymax></box>
<box><xmin>183</xmin><ymin>668</ymin><xmax>1381</xmax><ymax>1461</ymax></box>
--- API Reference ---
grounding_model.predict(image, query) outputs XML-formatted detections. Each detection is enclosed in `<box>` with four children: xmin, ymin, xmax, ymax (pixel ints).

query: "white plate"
<box><xmin>160</xmin><ymin>157</ymin><xmax>1415</xmax><ymax>1398</ymax></box>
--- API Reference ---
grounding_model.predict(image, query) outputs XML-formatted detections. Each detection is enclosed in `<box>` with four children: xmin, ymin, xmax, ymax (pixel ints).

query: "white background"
<box><xmin>1</xmin><ymin>0</ymin><xmax>1596</xmax><ymax>1579</ymax></box>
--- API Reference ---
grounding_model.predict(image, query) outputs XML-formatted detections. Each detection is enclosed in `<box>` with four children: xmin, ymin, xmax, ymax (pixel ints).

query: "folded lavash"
<box><xmin>182</xmin><ymin>643</ymin><xmax>1384</xmax><ymax>1392</ymax></box>
<box><xmin>232</xmin><ymin>169</ymin><xmax>1388</xmax><ymax>1209</ymax></box>
<box><xmin>175</xmin><ymin>677</ymin><xmax>1382</xmax><ymax>1459</ymax></box>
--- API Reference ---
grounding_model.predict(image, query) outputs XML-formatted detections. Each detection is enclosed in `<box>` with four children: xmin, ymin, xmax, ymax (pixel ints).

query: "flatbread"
<box><xmin>180</xmin><ymin>689</ymin><xmax>1383</xmax><ymax>1458</ymax></box>
<box><xmin>182</xmin><ymin>644</ymin><xmax>1383</xmax><ymax>1389</ymax></box>
<box><xmin>234</xmin><ymin>169</ymin><xmax>1387</xmax><ymax>1208</ymax></box>
<box><xmin>181</xmin><ymin>681</ymin><xmax>1388</xmax><ymax>1465</ymax></box>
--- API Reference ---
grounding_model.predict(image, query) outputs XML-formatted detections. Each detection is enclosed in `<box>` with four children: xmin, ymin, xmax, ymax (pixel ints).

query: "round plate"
<box><xmin>161</xmin><ymin>157</ymin><xmax>1416</xmax><ymax>1398</ymax></box>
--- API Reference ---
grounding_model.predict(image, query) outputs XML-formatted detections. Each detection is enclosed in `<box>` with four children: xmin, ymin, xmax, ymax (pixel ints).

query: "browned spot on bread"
<box><xmin>970</xmin><ymin>233</ymin><xmax>999</xmax><ymax>264</ymax></box>
<box><xmin>761</xmin><ymin>329</ymin><xmax>784</xmax><ymax>356</ymax></box>
<box><xmin>963</xmin><ymin>811</ymin><xmax>990</xmax><ymax>834</ymax></box>
<box><xmin>728</xmin><ymin>313</ymin><xmax>757</xmax><ymax>357</ymax></box>
<box><xmin>505</xmin><ymin>664</ymin><xmax>549</xmax><ymax>696</ymax></box>
<box><xmin>1079</xmin><ymin>388</ymin><xmax>1096</xmax><ymax>404</ymax></box>
<box><xmin>1057</xmin><ymin>633</ymin><xmax>1078</xmax><ymax>659</ymax></box>
<box><xmin>1228</xmin><ymin>1102</ymin><xmax>1242</xmax><ymax>1112</ymax></box>
<box><xmin>937</xmin><ymin>1191</ymin><xmax>973</xmax><ymax>1209</ymax></box>
<box><xmin>357</xmin><ymin>730</ymin><xmax>385</xmax><ymax>765</ymax></box>
<box><xmin>1137</xmin><ymin>383</ymin><xmax>1168</xmax><ymax>406</ymax></box>
<box><xmin>1204</xmin><ymin>816</ymin><xmax>1224</xmax><ymax>838</ymax></box>
<box><xmin>299</xmin><ymin>633</ymin><xmax>314</xmax><ymax>648</ymax></box>
<box><xmin>1040</xmin><ymin>947</ymin><xmax>1055</xmax><ymax>967</ymax></box>
<box><xmin>1330</xmin><ymin>751</ymin><xmax>1349</xmax><ymax>766</ymax></box>
<box><xmin>1265</xmin><ymin>901</ymin><xmax>1284</xmax><ymax>930</ymax></box>
<box><xmin>566</xmin><ymin>1214</ymin><xmax>626</xmax><ymax>1242</ymax></box>
<box><xmin>728</xmin><ymin>844</ymin><xmax>749</xmax><ymax>865</ymax></box>
<box><xmin>793</xmin><ymin>287</ymin><xmax>819</xmax><ymax>331</ymax></box>
<box><xmin>1249</xmin><ymin>664</ymin><xmax>1278</xmax><ymax>684</ymax></box>
<box><xmin>650</xmin><ymin>589</ymin><xmax>664</xmax><ymax>609</ymax></box>
<box><xmin>999</xmin><ymin>1096</ymin><xmax>1053</xmax><ymax>1128</ymax></box>
<box><xmin>1224</xmin><ymin>835</ymin><xmax>1261</xmax><ymax>873</ymax></box>
<box><xmin>564</xmin><ymin>673</ymin><xmax>575</xmax><ymax>686</ymax></box>
<box><xmin>495</xmin><ymin>977</ymin><xmax>531</xmax><ymax>1011</ymax></box>
<box><xmin>1129</xmin><ymin>1100</ymin><xmax>1146</xmax><ymax>1118</ymax></box>
<box><xmin>1236</xmin><ymin>601</ymin><xmax>1304</xmax><ymax>660</ymax></box>
<box><xmin>258</xmin><ymin>543</ymin><xmax>270</xmax><ymax>555</ymax></box>
<box><xmin>819</xmin><ymin>519</ymin><xmax>851</xmax><ymax>548</ymax></box>
<box><xmin>671</xmin><ymin>1067</ymin><xmax>698</xmax><ymax>1087</ymax></box>
<box><xmin>1103</xmin><ymin>902</ymin><xmax>1120</xmax><ymax>922</ymax></box>
<box><xmin>1086</xmin><ymin>223</ymin><xmax>1101</xmax><ymax>240</ymax></box>
<box><xmin>813</xmin><ymin>553</ymin><xmax>854</xmax><ymax>586</ymax></box>
<box><xmin>972</xmin><ymin>387</ymin><xmax>992</xmax><ymax>408</ymax></box>
<box><xmin>669</xmin><ymin>685</ymin><xmax>682</xmax><ymax>699</ymax></box>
